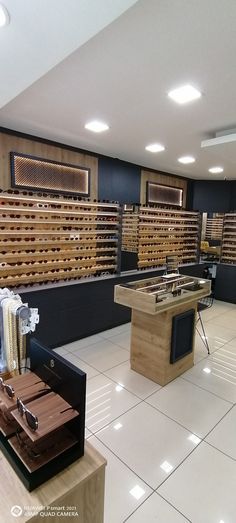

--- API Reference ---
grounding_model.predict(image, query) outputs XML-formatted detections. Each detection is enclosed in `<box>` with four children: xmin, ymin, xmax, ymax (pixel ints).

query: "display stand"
<box><xmin>0</xmin><ymin>440</ymin><xmax>106</xmax><ymax>523</ymax></box>
<box><xmin>0</xmin><ymin>338</ymin><xmax>86</xmax><ymax>491</ymax></box>
<box><xmin>115</xmin><ymin>274</ymin><xmax>211</xmax><ymax>386</ymax></box>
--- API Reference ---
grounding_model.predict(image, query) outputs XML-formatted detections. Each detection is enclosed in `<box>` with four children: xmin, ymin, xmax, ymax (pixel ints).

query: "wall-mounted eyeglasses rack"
<box><xmin>121</xmin><ymin>206</ymin><xmax>139</xmax><ymax>253</ymax></box>
<box><xmin>221</xmin><ymin>213</ymin><xmax>236</xmax><ymax>264</ymax></box>
<box><xmin>205</xmin><ymin>213</ymin><xmax>224</xmax><ymax>241</ymax></box>
<box><xmin>0</xmin><ymin>189</ymin><xmax>121</xmax><ymax>288</ymax></box>
<box><xmin>137</xmin><ymin>206</ymin><xmax>201</xmax><ymax>270</ymax></box>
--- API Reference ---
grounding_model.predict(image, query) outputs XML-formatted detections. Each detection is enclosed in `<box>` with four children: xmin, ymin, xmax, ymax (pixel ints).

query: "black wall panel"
<box><xmin>192</xmin><ymin>181</ymin><xmax>231</xmax><ymax>212</ymax></box>
<box><xmin>98</xmin><ymin>157</ymin><xmax>141</xmax><ymax>204</ymax></box>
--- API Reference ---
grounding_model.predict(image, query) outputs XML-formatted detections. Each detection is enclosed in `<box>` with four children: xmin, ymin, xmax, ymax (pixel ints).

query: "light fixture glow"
<box><xmin>208</xmin><ymin>167</ymin><xmax>224</xmax><ymax>174</ymax></box>
<box><xmin>203</xmin><ymin>367</ymin><xmax>211</xmax><ymax>374</ymax></box>
<box><xmin>188</xmin><ymin>434</ymin><xmax>201</xmax><ymax>445</ymax></box>
<box><xmin>178</xmin><ymin>156</ymin><xmax>196</xmax><ymax>164</ymax></box>
<box><xmin>145</xmin><ymin>143</ymin><xmax>165</xmax><ymax>153</ymax></box>
<box><xmin>129</xmin><ymin>485</ymin><xmax>145</xmax><ymax>500</ymax></box>
<box><xmin>168</xmin><ymin>84</ymin><xmax>201</xmax><ymax>104</ymax></box>
<box><xmin>115</xmin><ymin>385</ymin><xmax>124</xmax><ymax>392</ymax></box>
<box><xmin>0</xmin><ymin>4</ymin><xmax>10</xmax><ymax>27</ymax></box>
<box><xmin>199</xmin><ymin>280</ymin><xmax>206</xmax><ymax>284</ymax></box>
<box><xmin>85</xmin><ymin>120</ymin><xmax>109</xmax><ymax>133</ymax></box>
<box><xmin>113</xmin><ymin>422</ymin><xmax>123</xmax><ymax>431</ymax></box>
<box><xmin>160</xmin><ymin>461</ymin><xmax>173</xmax><ymax>474</ymax></box>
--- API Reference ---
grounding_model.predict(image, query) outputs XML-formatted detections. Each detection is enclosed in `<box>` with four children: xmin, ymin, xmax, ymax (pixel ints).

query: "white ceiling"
<box><xmin>1</xmin><ymin>0</ymin><xmax>236</xmax><ymax>180</ymax></box>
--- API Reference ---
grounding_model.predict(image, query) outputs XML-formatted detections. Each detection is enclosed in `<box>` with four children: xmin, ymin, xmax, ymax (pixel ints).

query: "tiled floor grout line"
<box><xmin>90</xmin><ymin>429</ymin><xmax>155</xmax><ymax>492</ymax></box>
<box><xmin>204</xmin><ymin>439</ymin><xmax>236</xmax><ymax>462</ymax></box>
<box><xmin>123</xmin><ymin>490</ymin><xmax>192</xmax><ymax>523</ymax></box>
<box><xmin>181</xmin><ymin>375</ymin><xmax>235</xmax><ymax>404</ymax></box>
<box><xmin>88</xmin><ymin>398</ymin><xmax>143</xmax><ymax>437</ymax></box>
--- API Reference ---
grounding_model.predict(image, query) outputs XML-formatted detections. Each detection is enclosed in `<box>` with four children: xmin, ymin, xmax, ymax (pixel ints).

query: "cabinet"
<box><xmin>137</xmin><ymin>206</ymin><xmax>200</xmax><ymax>270</ymax></box>
<box><xmin>0</xmin><ymin>190</ymin><xmax>121</xmax><ymax>288</ymax></box>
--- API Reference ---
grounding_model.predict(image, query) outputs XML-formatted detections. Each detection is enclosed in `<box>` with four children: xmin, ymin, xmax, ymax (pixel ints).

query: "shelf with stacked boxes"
<box><xmin>137</xmin><ymin>206</ymin><xmax>200</xmax><ymax>270</ymax></box>
<box><xmin>0</xmin><ymin>189</ymin><xmax>121</xmax><ymax>288</ymax></box>
<box><xmin>221</xmin><ymin>213</ymin><xmax>236</xmax><ymax>264</ymax></box>
<box><xmin>121</xmin><ymin>205</ymin><xmax>139</xmax><ymax>253</ymax></box>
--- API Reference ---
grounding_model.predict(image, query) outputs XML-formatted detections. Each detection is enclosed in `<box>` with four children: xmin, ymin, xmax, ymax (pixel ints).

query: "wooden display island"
<box><xmin>115</xmin><ymin>274</ymin><xmax>211</xmax><ymax>386</ymax></box>
<box><xmin>0</xmin><ymin>440</ymin><xmax>106</xmax><ymax>523</ymax></box>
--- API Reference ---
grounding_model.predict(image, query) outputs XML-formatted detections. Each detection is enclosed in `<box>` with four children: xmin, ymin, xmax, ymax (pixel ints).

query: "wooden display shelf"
<box><xmin>8</xmin><ymin>427</ymin><xmax>78</xmax><ymax>473</ymax></box>
<box><xmin>0</xmin><ymin>372</ymin><xmax>50</xmax><ymax>411</ymax></box>
<box><xmin>0</xmin><ymin>256</ymin><xmax>117</xmax><ymax>276</ymax></box>
<box><xmin>0</xmin><ymin>205</ymin><xmax>118</xmax><ymax>217</ymax></box>
<box><xmin>1</xmin><ymin>247</ymin><xmax>117</xmax><ymax>262</ymax></box>
<box><xmin>0</xmin><ymin>264</ymin><xmax>116</xmax><ymax>286</ymax></box>
<box><xmin>11</xmin><ymin>392</ymin><xmax>79</xmax><ymax>442</ymax></box>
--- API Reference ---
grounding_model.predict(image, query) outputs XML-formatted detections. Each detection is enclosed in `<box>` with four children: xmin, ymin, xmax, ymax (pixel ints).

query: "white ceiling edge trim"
<box><xmin>201</xmin><ymin>133</ymin><xmax>236</xmax><ymax>148</ymax></box>
<box><xmin>0</xmin><ymin>0</ymin><xmax>138</xmax><ymax>109</ymax></box>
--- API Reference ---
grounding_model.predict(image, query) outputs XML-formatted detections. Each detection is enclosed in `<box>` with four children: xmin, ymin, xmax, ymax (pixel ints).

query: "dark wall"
<box><xmin>192</xmin><ymin>180</ymin><xmax>232</xmax><ymax>212</ymax></box>
<box><xmin>98</xmin><ymin>157</ymin><xmax>141</xmax><ymax>204</ymax></box>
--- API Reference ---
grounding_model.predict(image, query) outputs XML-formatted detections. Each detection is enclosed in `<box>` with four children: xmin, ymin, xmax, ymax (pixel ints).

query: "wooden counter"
<box><xmin>0</xmin><ymin>441</ymin><xmax>106</xmax><ymax>523</ymax></box>
<box><xmin>115</xmin><ymin>274</ymin><xmax>211</xmax><ymax>385</ymax></box>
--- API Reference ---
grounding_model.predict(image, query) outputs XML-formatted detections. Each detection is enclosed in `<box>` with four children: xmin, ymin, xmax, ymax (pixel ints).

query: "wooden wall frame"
<box><xmin>140</xmin><ymin>169</ymin><xmax>187</xmax><ymax>207</ymax></box>
<box><xmin>10</xmin><ymin>152</ymin><xmax>90</xmax><ymax>197</ymax></box>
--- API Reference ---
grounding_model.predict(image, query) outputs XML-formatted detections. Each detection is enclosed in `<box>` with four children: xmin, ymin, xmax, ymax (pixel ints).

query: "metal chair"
<box><xmin>196</xmin><ymin>294</ymin><xmax>214</xmax><ymax>355</ymax></box>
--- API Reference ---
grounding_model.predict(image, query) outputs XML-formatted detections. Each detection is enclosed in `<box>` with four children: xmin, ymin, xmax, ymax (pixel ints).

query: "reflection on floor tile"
<box><xmin>96</xmin><ymin>402</ymin><xmax>200</xmax><ymax>489</ymax></box>
<box><xmin>182</xmin><ymin>348</ymin><xmax>236</xmax><ymax>403</ymax></box>
<box><xmin>86</xmin><ymin>374</ymin><xmax>140</xmax><ymax>433</ymax></box>
<box><xmin>73</xmin><ymin>339</ymin><xmax>129</xmax><ymax>372</ymax></box>
<box><xmin>85</xmin><ymin>427</ymin><xmax>93</xmax><ymax>439</ymax></box>
<box><xmin>158</xmin><ymin>442</ymin><xmax>236</xmax><ymax>523</ymax></box>
<box><xmin>146</xmin><ymin>377</ymin><xmax>231</xmax><ymax>438</ymax></box>
<box><xmin>206</xmin><ymin>405</ymin><xmax>236</xmax><ymax>459</ymax></box>
<box><xmin>203</xmin><ymin>322</ymin><xmax>236</xmax><ymax>344</ymax></box>
<box><xmin>126</xmin><ymin>492</ymin><xmax>189</xmax><ymax>523</ymax></box>
<box><xmin>90</xmin><ymin>436</ymin><xmax>152</xmax><ymax>523</ymax></box>
<box><xmin>105</xmin><ymin>361</ymin><xmax>161</xmax><ymax>399</ymax></box>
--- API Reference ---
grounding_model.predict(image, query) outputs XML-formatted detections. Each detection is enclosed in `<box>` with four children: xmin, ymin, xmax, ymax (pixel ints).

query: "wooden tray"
<box><xmin>8</xmin><ymin>426</ymin><xmax>79</xmax><ymax>473</ymax></box>
<box><xmin>11</xmin><ymin>391</ymin><xmax>79</xmax><ymax>442</ymax></box>
<box><xmin>0</xmin><ymin>371</ymin><xmax>50</xmax><ymax>411</ymax></box>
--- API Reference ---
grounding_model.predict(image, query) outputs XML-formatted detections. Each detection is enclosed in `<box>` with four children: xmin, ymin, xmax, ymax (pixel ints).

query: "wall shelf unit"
<box><xmin>221</xmin><ymin>213</ymin><xmax>236</xmax><ymax>264</ymax></box>
<box><xmin>121</xmin><ymin>206</ymin><xmax>139</xmax><ymax>253</ymax></box>
<box><xmin>0</xmin><ymin>190</ymin><xmax>121</xmax><ymax>288</ymax></box>
<box><xmin>137</xmin><ymin>206</ymin><xmax>200</xmax><ymax>270</ymax></box>
<box><xmin>205</xmin><ymin>213</ymin><xmax>224</xmax><ymax>241</ymax></box>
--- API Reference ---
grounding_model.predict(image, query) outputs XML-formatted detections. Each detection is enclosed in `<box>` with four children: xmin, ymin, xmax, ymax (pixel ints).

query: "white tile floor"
<box><xmin>56</xmin><ymin>300</ymin><xmax>236</xmax><ymax>523</ymax></box>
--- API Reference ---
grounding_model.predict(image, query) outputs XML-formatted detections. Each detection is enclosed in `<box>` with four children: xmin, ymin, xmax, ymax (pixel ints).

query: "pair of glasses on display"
<box><xmin>17</xmin><ymin>398</ymin><xmax>38</xmax><ymax>431</ymax></box>
<box><xmin>0</xmin><ymin>377</ymin><xmax>15</xmax><ymax>398</ymax></box>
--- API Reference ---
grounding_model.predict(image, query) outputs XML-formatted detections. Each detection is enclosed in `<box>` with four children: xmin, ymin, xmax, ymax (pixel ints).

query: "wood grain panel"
<box><xmin>130</xmin><ymin>301</ymin><xmax>197</xmax><ymax>386</ymax></box>
<box><xmin>140</xmin><ymin>169</ymin><xmax>187</xmax><ymax>207</ymax></box>
<box><xmin>0</xmin><ymin>132</ymin><xmax>98</xmax><ymax>199</ymax></box>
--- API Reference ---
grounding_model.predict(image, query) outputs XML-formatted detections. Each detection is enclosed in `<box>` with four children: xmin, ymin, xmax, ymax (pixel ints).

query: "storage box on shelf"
<box><xmin>121</xmin><ymin>206</ymin><xmax>139</xmax><ymax>253</ymax></box>
<box><xmin>0</xmin><ymin>189</ymin><xmax>121</xmax><ymax>288</ymax></box>
<box><xmin>137</xmin><ymin>206</ymin><xmax>200</xmax><ymax>270</ymax></box>
<box><xmin>221</xmin><ymin>213</ymin><xmax>236</xmax><ymax>264</ymax></box>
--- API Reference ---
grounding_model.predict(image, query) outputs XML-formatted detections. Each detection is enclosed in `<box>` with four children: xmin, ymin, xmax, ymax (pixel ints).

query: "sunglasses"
<box><xmin>0</xmin><ymin>377</ymin><xmax>15</xmax><ymax>398</ymax></box>
<box><xmin>17</xmin><ymin>398</ymin><xmax>38</xmax><ymax>431</ymax></box>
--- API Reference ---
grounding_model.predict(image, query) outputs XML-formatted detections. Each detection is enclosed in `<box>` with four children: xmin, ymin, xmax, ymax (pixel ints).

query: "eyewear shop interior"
<box><xmin>1</xmin><ymin>1</ymin><xmax>236</xmax><ymax>522</ymax></box>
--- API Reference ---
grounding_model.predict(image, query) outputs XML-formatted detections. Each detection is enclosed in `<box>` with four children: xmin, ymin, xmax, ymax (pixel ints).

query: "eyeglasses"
<box><xmin>0</xmin><ymin>377</ymin><xmax>15</xmax><ymax>398</ymax></box>
<box><xmin>17</xmin><ymin>398</ymin><xmax>38</xmax><ymax>431</ymax></box>
<box><xmin>16</xmin><ymin>430</ymin><xmax>40</xmax><ymax>460</ymax></box>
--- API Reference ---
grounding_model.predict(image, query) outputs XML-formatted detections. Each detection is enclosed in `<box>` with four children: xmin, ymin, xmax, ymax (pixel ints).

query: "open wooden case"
<box><xmin>0</xmin><ymin>338</ymin><xmax>86</xmax><ymax>491</ymax></box>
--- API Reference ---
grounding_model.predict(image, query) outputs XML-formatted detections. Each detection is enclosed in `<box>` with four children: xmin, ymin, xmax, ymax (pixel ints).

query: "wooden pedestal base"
<box><xmin>130</xmin><ymin>301</ymin><xmax>197</xmax><ymax>386</ymax></box>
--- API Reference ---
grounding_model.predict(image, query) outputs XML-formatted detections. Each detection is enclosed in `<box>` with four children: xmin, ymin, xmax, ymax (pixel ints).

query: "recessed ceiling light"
<box><xmin>145</xmin><ymin>143</ymin><xmax>165</xmax><ymax>153</ymax></box>
<box><xmin>168</xmin><ymin>84</ymin><xmax>201</xmax><ymax>104</ymax></box>
<box><xmin>178</xmin><ymin>156</ymin><xmax>196</xmax><ymax>164</ymax></box>
<box><xmin>85</xmin><ymin>120</ymin><xmax>109</xmax><ymax>133</ymax></box>
<box><xmin>0</xmin><ymin>3</ymin><xmax>10</xmax><ymax>27</ymax></box>
<box><xmin>208</xmin><ymin>166</ymin><xmax>224</xmax><ymax>174</ymax></box>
